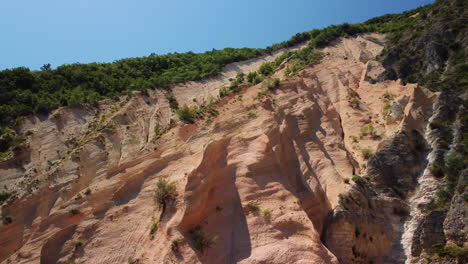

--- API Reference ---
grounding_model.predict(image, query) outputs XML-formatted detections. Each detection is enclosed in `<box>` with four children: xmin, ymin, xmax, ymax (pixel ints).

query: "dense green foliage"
<box><xmin>378</xmin><ymin>0</ymin><xmax>467</xmax><ymax>90</ymax></box>
<box><xmin>0</xmin><ymin>48</ymin><xmax>264</xmax><ymax>125</ymax></box>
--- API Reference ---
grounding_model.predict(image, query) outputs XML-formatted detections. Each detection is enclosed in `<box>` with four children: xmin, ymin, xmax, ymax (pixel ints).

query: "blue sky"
<box><xmin>0</xmin><ymin>0</ymin><xmax>433</xmax><ymax>70</ymax></box>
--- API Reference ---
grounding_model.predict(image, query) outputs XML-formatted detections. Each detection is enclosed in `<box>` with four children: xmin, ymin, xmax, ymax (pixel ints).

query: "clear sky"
<box><xmin>0</xmin><ymin>0</ymin><xmax>434</xmax><ymax>71</ymax></box>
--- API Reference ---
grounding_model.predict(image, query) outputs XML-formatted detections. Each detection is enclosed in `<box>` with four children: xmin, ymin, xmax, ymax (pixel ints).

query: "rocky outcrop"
<box><xmin>443</xmin><ymin>170</ymin><xmax>468</xmax><ymax>243</ymax></box>
<box><xmin>324</xmin><ymin>130</ymin><xmax>431</xmax><ymax>264</ymax></box>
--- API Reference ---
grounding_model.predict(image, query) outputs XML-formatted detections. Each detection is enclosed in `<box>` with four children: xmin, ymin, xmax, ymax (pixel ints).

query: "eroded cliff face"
<box><xmin>0</xmin><ymin>34</ymin><xmax>438</xmax><ymax>264</ymax></box>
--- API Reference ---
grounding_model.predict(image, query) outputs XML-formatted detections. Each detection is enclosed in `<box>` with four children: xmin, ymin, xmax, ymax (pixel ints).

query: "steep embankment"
<box><xmin>0</xmin><ymin>33</ymin><xmax>438</xmax><ymax>264</ymax></box>
<box><xmin>0</xmin><ymin>42</ymin><xmax>305</xmax><ymax>195</ymax></box>
<box><xmin>376</xmin><ymin>1</ymin><xmax>468</xmax><ymax>262</ymax></box>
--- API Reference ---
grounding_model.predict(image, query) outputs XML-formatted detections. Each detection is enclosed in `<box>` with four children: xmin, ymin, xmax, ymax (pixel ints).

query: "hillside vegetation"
<box><xmin>0</xmin><ymin>0</ymin><xmax>455</xmax><ymax>160</ymax></box>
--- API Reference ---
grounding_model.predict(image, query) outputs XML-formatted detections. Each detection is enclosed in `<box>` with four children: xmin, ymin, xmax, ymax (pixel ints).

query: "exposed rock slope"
<box><xmin>0</xmin><ymin>34</ymin><xmax>437</xmax><ymax>263</ymax></box>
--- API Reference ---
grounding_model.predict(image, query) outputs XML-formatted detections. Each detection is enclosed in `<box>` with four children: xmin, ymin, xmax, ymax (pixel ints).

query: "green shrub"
<box><xmin>74</xmin><ymin>240</ymin><xmax>83</xmax><ymax>248</ymax></box>
<box><xmin>189</xmin><ymin>226</ymin><xmax>213</xmax><ymax>252</ymax></box>
<box><xmin>382</xmin><ymin>91</ymin><xmax>395</xmax><ymax>101</ymax></box>
<box><xmin>171</xmin><ymin>238</ymin><xmax>181</xmax><ymax>252</ymax></box>
<box><xmin>352</xmin><ymin>175</ymin><xmax>365</xmax><ymax>184</ymax></box>
<box><xmin>361</xmin><ymin>148</ymin><xmax>374</xmax><ymax>159</ymax></box>
<box><xmin>360</xmin><ymin>125</ymin><xmax>378</xmax><ymax>139</ymax></box>
<box><xmin>247</xmin><ymin>72</ymin><xmax>258</xmax><ymax>84</ymax></box>
<box><xmin>235</xmin><ymin>72</ymin><xmax>245</xmax><ymax>83</ymax></box>
<box><xmin>246</xmin><ymin>202</ymin><xmax>260</xmax><ymax>212</ymax></box>
<box><xmin>266</xmin><ymin>78</ymin><xmax>281</xmax><ymax>90</ymax></box>
<box><xmin>177</xmin><ymin>105</ymin><xmax>196</xmax><ymax>124</ymax></box>
<box><xmin>149</xmin><ymin>222</ymin><xmax>158</xmax><ymax>236</ymax></box>
<box><xmin>196</xmin><ymin>99</ymin><xmax>218</xmax><ymax>119</ymax></box>
<box><xmin>154</xmin><ymin>178</ymin><xmax>177</xmax><ymax>210</ymax></box>
<box><xmin>259</xmin><ymin>62</ymin><xmax>275</xmax><ymax>76</ymax></box>
<box><xmin>350</xmin><ymin>98</ymin><xmax>360</xmax><ymax>109</ymax></box>
<box><xmin>383</xmin><ymin>102</ymin><xmax>392</xmax><ymax>117</ymax></box>
<box><xmin>253</xmin><ymin>75</ymin><xmax>263</xmax><ymax>84</ymax></box>
<box><xmin>219</xmin><ymin>86</ymin><xmax>232</xmax><ymax>97</ymax></box>
<box><xmin>0</xmin><ymin>128</ymin><xmax>28</xmax><ymax>161</ymax></box>
<box><xmin>444</xmin><ymin>152</ymin><xmax>464</xmax><ymax>180</ymax></box>
<box><xmin>84</xmin><ymin>188</ymin><xmax>92</xmax><ymax>195</ymax></box>
<box><xmin>262</xmin><ymin>209</ymin><xmax>272</xmax><ymax>219</ymax></box>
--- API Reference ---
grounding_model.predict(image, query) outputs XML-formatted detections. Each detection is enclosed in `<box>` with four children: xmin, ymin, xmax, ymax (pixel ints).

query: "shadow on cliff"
<box><xmin>178</xmin><ymin>138</ymin><xmax>251</xmax><ymax>263</ymax></box>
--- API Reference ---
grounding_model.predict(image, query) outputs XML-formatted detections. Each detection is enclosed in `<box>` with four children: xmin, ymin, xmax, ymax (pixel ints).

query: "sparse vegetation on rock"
<box><xmin>361</xmin><ymin>148</ymin><xmax>374</xmax><ymax>159</ymax></box>
<box><xmin>149</xmin><ymin>221</ymin><xmax>158</xmax><ymax>236</ymax></box>
<box><xmin>266</xmin><ymin>78</ymin><xmax>281</xmax><ymax>90</ymax></box>
<box><xmin>359</xmin><ymin>124</ymin><xmax>378</xmax><ymax>139</ymax></box>
<box><xmin>189</xmin><ymin>226</ymin><xmax>214</xmax><ymax>252</ymax></box>
<box><xmin>262</xmin><ymin>209</ymin><xmax>272</xmax><ymax>219</ymax></box>
<box><xmin>171</xmin><ymin>238</ymin><xmax>181</xmax><ymax>252</ymax></box>
<box><xmin>246</xmin><ymin>202</ymin><xmax>260</xmax><ymax>213</ymax></box>
<box><xmin>154</xmin><ymin>178</ymin><xmax>177</xmax><ymax>212</ymax></box>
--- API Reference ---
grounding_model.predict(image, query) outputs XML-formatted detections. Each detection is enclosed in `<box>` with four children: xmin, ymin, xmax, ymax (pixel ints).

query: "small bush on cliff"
<box><xmin>154</xmin><ymin>178</ymin><xmax>177</xmax><ymax>211</ymax></box>
<box><xmin>74</xmin><ymin>240</ymin><xmax>83</xmax><ymax>248</ymax></box>
<box><xmin>361</xmin><ymin>148</ymin><xmax>374</xmax><ymax>159</ymax></box>
<box><xmin>246</xmin><ymin>202</ymin><xmax>260</xmax><ymax>212</ymax></box>
<box><xmin>177</xmin><ymin>105</ymin><xmax>196</xmax><ymax>124</ymax></box>
<box><xmin>149</xmin><ymin>221</ymin><xmax>158</xmax><ymax>236</ymax></box>
<box><xmin>259</xmin><ymin>62</ymin><xmax>275</xmax><ymax>76</ymax></box>
<box><xmin>189</xmin><ymin>226</ymin><xmax>214</xmax><ymax>252</ymax></box>
<box><xmin>444</xmin><ymin>152</ymin><xmax>465</xmax><ymax>180</ymax></box>
<box><xmin>247</xmin><ymin>72</ymin><xmax>263</xmax><ymax>85</ymax></box>
<box><xmin>352</xmin><ymin>175</ymin><xmax>365</xmax><ymax>184</ymax></box>
<box><xmin>219</xmin><ymin>86</ymin><xmax>232</xmax><ymax>97</ymax></box>
<box><xmin>266</xmin><ymin>78</ymin><xmax>281</xmax><ymax>90</ymax></box>
<box><xmin>171</xmin><ymin>238</ymin><xmax>181</xmax><ymax>252</ymax></box>
<box><xmin>262</xmin><ymin>209</ymin><xmax>272</xmax><ymax>219</ymax></box>
<box><xmin>348</xmin><ymin>97</ymin><xmax>360</xmax><ymax>109</ymax></box>
<box><xmin>359</xmin><ymin>124</ymin><xmax>378</xmax><ymax>139</ymax></box>
<box><xmin>153</xmin><ymin>123</ymin><xmax>168</xmax><ymax>141</ymax></box>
